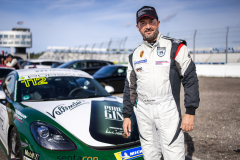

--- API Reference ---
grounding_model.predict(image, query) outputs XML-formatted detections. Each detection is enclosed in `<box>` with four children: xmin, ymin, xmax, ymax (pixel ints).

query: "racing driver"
<box><xmin>122</xmin><ymin>6</ymin><xmax>200</xmax><ymax>160</ymax></box>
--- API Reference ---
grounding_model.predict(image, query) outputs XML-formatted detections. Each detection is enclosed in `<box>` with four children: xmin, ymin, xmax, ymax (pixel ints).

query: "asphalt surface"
<box><xmin>114</xmin><ymin>77</ymin><xmax>240</xmax><ymax>160</ymax></box>
<box><xmin>0</xmin><ymin>77</ymin><xmax>240</xmax><ymax>160</ymax></box>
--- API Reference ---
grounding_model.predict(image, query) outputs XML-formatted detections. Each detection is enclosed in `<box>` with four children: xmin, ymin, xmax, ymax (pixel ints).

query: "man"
<box><xmin>122</xmin><ymin>6</ymin><xmax>200</xmax><ymax>160</ymax></box>
<box><xmin>3</xmin><ymin>54</ymin><xmax>19</xmax><ymax>69</ymax></box>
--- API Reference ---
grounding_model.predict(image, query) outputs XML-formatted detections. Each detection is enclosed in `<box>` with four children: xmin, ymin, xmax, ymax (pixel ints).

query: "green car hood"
<box><xmin>21</xmin><ymin>96</ymin><xmax>140</xmax><ymax>148</ymax></box>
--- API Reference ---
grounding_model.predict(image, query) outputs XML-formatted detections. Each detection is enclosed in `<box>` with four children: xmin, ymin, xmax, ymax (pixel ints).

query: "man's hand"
<box><xmin>180</xmin><ymin>114</ymin><xmax>195</xmax><ymax>132</ymax></box>
<box><xmin>3</xmin><ymin>59</ymin><xmax>8</xmax><ymax>65</ymax></box>
<box><xmin>122</xmin><ymin>118</ymin><xmax>131</xmax><ymax>137</ymax></box>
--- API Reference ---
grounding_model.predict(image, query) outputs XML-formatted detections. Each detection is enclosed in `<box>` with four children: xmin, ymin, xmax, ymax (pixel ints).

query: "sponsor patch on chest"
<box><xmin>157</xmin><ymin>47</ymin><xmax>166</xmax><ymax>57</ymax></box>
<box><xmin>140</xmin><ymin>50</ymin><xmax>144</xmax><ymax>58</ymax></box>
<box><xmin>155</xmin><ymin>60</ymin><xmax>170</xmax><ymax>66</ymax></box>
<box><xmin>134</xmin><ymin>59</ymin><xmax>147</xmax><ymax>65</ymax></box>
<box><xmin>136</xmin><ymin>67</ymin><xmax>143</xmax><ymax>72</ymax></box>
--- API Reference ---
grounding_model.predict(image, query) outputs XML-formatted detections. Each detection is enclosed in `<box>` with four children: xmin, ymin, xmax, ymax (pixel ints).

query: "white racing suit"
<box><xmin>123</xmin><ymin>33</ymin><xmax>200</xmax><ymax>160</ymax></box>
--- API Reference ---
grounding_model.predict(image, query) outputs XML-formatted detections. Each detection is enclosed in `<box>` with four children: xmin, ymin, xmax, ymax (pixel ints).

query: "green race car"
<box><xmin>0</xmin><ymin>68</ymin><xmax>143</xmax><ymax>160</ymax></box>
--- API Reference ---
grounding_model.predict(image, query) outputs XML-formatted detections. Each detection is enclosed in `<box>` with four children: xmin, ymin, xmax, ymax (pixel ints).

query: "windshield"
<box><xmin>94</xmin><ymin>66</ymin><xmax>117</xmax><ymax>76</ymax></box>
<box><xmin>57</xmin><ymin>61</ymin><xmax>73</xmax><ymax>68</ymax></box>
<box><xmin>26</xmin><ymin>62</ymin><xmax>40</xmax><ymax>65</ymax></box>
<box><xmin>17</xmin><ymin>76</ymin><xmax>110</xmax><ymax>102</ymax></box>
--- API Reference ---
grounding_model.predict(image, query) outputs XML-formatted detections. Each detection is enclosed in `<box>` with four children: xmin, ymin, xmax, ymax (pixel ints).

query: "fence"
<box><xmin>40</xmin><ymin>26</ymin><xmax>240</xmax><ymax>64</ymax></box>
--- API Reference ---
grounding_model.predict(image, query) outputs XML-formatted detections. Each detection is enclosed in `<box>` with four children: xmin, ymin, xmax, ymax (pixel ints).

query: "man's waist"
<box><xmin>138</xmin><ymin>94</ymin><xmax>173</xmax><ymax>104</ymax></box>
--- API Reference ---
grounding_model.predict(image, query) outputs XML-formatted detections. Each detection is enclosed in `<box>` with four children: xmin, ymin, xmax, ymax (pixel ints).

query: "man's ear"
<box><xmin>158</xmin><ymin>20</ymin><xmax>160</xmax><ymax>28</ymax></box>
<box><xmin>136</xmin><ymin>24</ymin><xmax>140</xmax><ymax>31</ymax></box>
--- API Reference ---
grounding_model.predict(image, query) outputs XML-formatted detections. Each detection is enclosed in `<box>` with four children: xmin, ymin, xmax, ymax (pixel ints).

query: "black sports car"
<box><xmin>57</xmin><ymin>60</ymin><xmax>114</xmax><ymax>75</ymax></box>
<box><xmin>93</xmin><ymin>65</ymin><xmax>127</xmax><ymax>93</ymax></box>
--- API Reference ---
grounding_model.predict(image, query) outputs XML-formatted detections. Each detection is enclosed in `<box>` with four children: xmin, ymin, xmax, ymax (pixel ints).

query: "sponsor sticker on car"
<box><xmin>114</xmin><ymin>146</ymin><xmax>143</xmax><ymax>160</ymax></box>
<box><xmin>24</xmin><ymin>149</ymin><xmax>40</xmax><ymax>160</ymax></box>
<box><xmin>13</xmin><ymin>110</ymin><xmax>27</xmax><ymax>123</ymax></box>
<box><xmin>24</xmin><ymin>156</ymin><xmax>32</xmax><ymax>160</ymax></box>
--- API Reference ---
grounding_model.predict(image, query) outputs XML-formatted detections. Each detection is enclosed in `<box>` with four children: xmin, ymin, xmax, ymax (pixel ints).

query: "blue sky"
<box><xmin>0</xmin><ymin>0</ymin><xmax>240</xmax><ymax>53</ymax></box>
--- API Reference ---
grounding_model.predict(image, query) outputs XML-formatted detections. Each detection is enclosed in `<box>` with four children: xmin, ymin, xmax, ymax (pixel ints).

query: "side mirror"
<box><xmin>105</xmin><ymin>85</ymin><xmax>114</xmax><ymax>93</ymax></box>
<box><xmin>0</xmin><ymin>91</ymin><xmax>6</xmax><ymax>100</ymax></box>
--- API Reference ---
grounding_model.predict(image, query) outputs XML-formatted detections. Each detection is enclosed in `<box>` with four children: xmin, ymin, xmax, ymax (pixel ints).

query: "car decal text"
<box><xmin>21</xmin><ymin>77</ymin><xmax>48</xmax><ymax>87</ymax></box>
<box><xmin>24</xmin><ymin>149</ymin><xmax>40</xmax><ymax>160</ymax></box>
<box><xmin>47</xmin><ymin>100</ymin><xmax>89</xmax><ymax>118</ymax></box>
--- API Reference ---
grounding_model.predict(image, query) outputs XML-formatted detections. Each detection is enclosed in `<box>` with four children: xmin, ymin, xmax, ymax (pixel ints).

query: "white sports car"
<box><xmin>0</xmin><ymin>68</ymin><xmax>142</xmax><ymax>160</ymax></box>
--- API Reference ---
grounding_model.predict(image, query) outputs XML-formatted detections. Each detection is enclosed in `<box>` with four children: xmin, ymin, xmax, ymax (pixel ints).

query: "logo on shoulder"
<box><xmin>114</xmin><ymin>146</ymin><xmax>143</xmax><ymax>160</ymax></box>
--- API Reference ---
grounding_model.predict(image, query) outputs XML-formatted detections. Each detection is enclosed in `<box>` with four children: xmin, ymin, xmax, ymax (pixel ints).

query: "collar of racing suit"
<box><xmin>142</xmin><ymin>32</ymin><xmax>162</xmax><ymax>49</ymax></box>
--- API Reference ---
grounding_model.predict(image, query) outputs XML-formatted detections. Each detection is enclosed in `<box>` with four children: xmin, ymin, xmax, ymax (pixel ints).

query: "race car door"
<box><xmin>0</xmin><ymin>74</ymin><xmax>15</xmax><ymax>149</ymax></box>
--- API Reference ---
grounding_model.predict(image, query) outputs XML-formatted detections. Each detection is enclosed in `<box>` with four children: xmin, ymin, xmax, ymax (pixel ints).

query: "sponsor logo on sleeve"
<box><xmin>134</xmin><ymin>59</ymin><xmax>147</xmax><ymax>65</ymax></box>
<box><xmin>24</xmin><ymin>149</ymin><xmax>40</xmax><ymax>160</ymax></box>
<box><xmin>114</xmin><ymin>146</ymin><xmax>143</xmax><ymax>160</ymax></box>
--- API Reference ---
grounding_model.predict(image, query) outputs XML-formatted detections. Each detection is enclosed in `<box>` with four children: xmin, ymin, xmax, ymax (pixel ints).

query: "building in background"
<box><xmin>0</xmin><ymin>28</ymin><xmax>32</xmax><ymax>59</ymax></box>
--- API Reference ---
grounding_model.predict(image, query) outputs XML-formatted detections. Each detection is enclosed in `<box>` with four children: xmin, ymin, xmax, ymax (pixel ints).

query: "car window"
<box><xmin>20</xmin><ymin>61</ymin><xmax>28</xmax><ymax>68</ymax></box>
<box><xmin>72</xmin><ymin>62</ymin><xmax>86</xmax><ymax>69</ymax></box>
<box><xmin>27</xmin><ymin>62</ymin><xmax>40</xmax><ymax>65</ymax></box>
<box><xmin>94</xmin><ymin>66</ymin><xmax>117</xmax><ymax>76</ymax></box>
<box><xmin>100</xmin><ymin>62</ymin><xmax>108</xmax><ymax>66</ymax></box>
<box><xmin>2</xmin><ymin>74</ymin><xmax>15</xmax><ymax>99</ymax></box>
<box><xmin>17</xmin><ymin>76</ymin><xmax>110</xmax><ymax>102</ymax></box>
<box><xmin>88</xmin><ymin>62</ymin><xmax>99</xmax><ymax>68</ymax></box>
<box><xmin>0</xmin><ymin>69</ymin><xmax>14</xmax><ymax>78</ymax></box>
<box><xmin>116</xmin><ymin>67</ymin><xmax>127</xmax><ymax>76</ymax></box>
<box><xmin>41</xmin><ymin>62</ymin><xmax>53</xmax><ymax>66</ymax></box>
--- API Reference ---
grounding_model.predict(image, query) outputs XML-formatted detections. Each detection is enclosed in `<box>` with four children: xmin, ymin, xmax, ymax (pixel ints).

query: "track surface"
<box><xmin>0</xmin><ymin>77</ymin><xmax>240</xmax><ymax>160</ymax></box>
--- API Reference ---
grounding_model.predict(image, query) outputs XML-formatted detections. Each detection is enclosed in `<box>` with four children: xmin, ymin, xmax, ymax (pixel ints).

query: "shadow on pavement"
<box><xmin>185</xmin><ymin>132</ymin><xmax>195</xmax><ymax>160</ymax></box>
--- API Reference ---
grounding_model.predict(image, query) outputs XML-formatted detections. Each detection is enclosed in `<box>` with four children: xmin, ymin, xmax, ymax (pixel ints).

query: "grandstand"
<box><xmin>39</xmin><ymin>46</ymin><xmax>240</xmax><ymax>64</ymax></box>
<box><xmin>39</xmin><ymin>26</ymin><xmax>240</xmax><ymax>64</ymax></box>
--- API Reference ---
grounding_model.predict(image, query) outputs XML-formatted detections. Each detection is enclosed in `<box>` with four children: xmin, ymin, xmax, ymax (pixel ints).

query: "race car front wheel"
<box><xmin>8</xmin><ymin>127</ymin><xmax>23</xmax><ymax>160</ymax></box>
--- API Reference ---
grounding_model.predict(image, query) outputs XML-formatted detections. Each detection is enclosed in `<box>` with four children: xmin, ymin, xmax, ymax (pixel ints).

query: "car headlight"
<box><xmin>30</xmin><ymin>121</ymin><xmax>77</xmax><ymax>150</ymax></box>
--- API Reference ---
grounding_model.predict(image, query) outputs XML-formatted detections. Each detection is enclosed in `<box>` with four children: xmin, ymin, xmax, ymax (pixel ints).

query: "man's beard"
<box><xmin>141</xmin><ymin>28</ymin><xmax>159</xmax><ymax>42</ymax></box>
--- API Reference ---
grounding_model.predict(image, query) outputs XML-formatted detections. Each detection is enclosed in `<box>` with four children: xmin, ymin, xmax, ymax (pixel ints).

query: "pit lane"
<box><xmin>0</xmin><ymin>77</ymin><xmax>239</xmax><ymax>160</ymax></box>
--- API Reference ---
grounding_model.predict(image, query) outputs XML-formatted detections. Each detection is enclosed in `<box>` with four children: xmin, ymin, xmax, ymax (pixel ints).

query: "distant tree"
<box><xmin>31</xmin><ymin>52</ymin><xmax>45</xmax><ymax>59</ymax></box>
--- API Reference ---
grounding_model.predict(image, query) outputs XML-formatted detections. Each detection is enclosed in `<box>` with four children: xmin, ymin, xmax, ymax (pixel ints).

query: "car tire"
<box><xmin>8</xmin><ymin>127</ymin><xmax>23</xmax><ymax>160</ymax></box>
